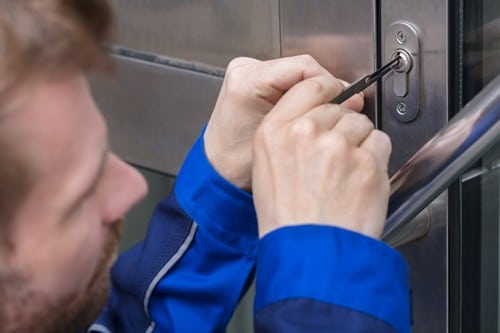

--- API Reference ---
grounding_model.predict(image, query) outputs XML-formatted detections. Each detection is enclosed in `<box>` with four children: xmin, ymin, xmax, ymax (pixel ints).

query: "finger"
<box><xmin>226</xmin><ymin>57</ymin><xmax>261</xmax><ymax>69</ymax></box>
<box><xmin>360</xmin><ymin>129</ymin><xmax>392</xmax><ymax>169</ymax></box>
<box><xmin>270</xmin><ymin>74</ymin><xmax>345</xmax><ymax>122</ymax></box>
<box><xmin>338</xmin><ymin>79</ymin><xmax>365</xmax><ymax>112</ymax></box>
<box><xmin>258</xmin><ymin>54</ymin><xmax>331</xmax><ymax>89</ymax></box>
<box><xmin>237</xmin><ymin>55</ymin><xmax>333</xmax><ymax>105</ymax></box>
<box><xmin>340</xmin><ymin>93</ymin><xmax>365</xmax><ymax>113</ymax></box>
<box><xmin>302</xmin><ymin>103</ymin><xmax>347</xmax><ymax>131</ymax></box>
<box><xmin>332</xmin><ymin>112</ymin><xmax>374</xmax><ymax>147</ymax></box>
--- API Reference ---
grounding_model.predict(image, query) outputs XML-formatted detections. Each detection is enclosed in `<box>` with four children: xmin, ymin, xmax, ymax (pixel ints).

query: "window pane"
<box><xmin>460</xmin><ymin>1</ymin><xmax>500</xmax><ymax>331</ymax></box>
<box><xmin>461</xmin><ymin>143</ymin><xmax>500</xmax><ymax>332</ymax></box>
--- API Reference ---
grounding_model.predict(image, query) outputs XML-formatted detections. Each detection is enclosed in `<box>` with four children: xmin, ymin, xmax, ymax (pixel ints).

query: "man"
<box><xmin>0</xmin><ymin>1</ymin><xmax>409</xmax><ymax>333</ymax></box>
<box><xmin>0</xmin><ymin>1</ymin><xmax>146</xmax><ymax>331</ymax></box>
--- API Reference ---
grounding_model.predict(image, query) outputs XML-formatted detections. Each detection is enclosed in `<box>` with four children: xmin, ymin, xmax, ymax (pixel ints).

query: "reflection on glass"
<box><xmin>461</xmin><ymin>143</ymin><xmax>500</xmax><ymax>332</ymax></box>
<box><xmin>461</xmin><ymin>1</ymin><xmax>500</xmax><ymax>331</ymax></box>
<box><xmin>463</xmin><ymin>0</ymin><xmax>500</xmax><ymax>102</ymax></box>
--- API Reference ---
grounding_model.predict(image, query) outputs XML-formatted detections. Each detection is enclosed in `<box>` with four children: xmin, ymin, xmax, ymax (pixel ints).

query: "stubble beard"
<box><xmin>0</xmin><ymin>220</ymin><xmax>122</xmax><ymax>333</ymax></box>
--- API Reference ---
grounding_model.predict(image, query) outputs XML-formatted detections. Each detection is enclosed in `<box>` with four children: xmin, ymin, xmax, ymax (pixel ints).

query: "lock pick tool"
<box><xmin>331</xmin><ymin>56</ymin><xmax>401</xmax><ymax>105</ymax></box>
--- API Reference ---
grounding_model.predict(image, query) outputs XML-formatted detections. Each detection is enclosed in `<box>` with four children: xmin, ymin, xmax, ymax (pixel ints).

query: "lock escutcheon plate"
<box><xmin>384</xmin><ymin>21</ymin><xmax>421</xmax><ymax>122</ymax></box>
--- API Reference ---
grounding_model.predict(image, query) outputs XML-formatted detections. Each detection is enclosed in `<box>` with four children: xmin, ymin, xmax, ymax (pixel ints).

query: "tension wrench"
<box><xmin>331</xmin><ymin>56</ymin><xmax>401</xmax><ymax>105</ymax></box>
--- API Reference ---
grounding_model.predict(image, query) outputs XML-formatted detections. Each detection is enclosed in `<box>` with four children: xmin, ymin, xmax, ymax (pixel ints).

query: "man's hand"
<box><xmin>252</xmin><ymin>71</ymin><xmax>392</xmax><ymax>239</ymax></box>
<box><xmin>204</xmin><ymin>55</ymin><xmax>363</xmax><ymax>191</ymax></box>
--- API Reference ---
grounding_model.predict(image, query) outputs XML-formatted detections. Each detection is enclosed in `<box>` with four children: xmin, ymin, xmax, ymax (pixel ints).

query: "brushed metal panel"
<box><xmin>90</xmin><ymin>55</ymin><xmax>223</xmax><ymax>175</ymax></box>
<box><xmin>280</xmin><ymin>0</ymin><xmax>377</xmax><ymax>123</ymax></box>
<box><xmin>380</xmin><ymin>1</ymin><xmax>449</xmax><ymax>333</ymax></box>
<box><xmin>109</xmin><ymin>1</ymin><xmax>280</xmax><ymax>67</ymax></box>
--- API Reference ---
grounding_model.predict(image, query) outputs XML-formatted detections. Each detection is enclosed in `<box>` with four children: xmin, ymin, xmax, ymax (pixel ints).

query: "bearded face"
<box><xmin>0</xmin><ymin>220</ymin><xmax>122</xmax><ymax>333</ymax></box>
<box><xmin>0</xmin><ymin>74</ymin><xmax>147</xmax><ymax>332</ymax></box>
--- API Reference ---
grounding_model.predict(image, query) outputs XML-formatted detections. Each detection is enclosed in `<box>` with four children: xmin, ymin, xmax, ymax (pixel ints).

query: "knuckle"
<box><xmin>224</xmin><ymin>64</ymin><xmax>245</xmax><ymax>85</ymax></box>
<box><xmin>375</xmin><ymin>130</ymin><xmax>392</xmax><ymax>152</ymax></box>
<box><xmin>329</xmin><ymin>131</ymin><xmax>349</xmax><ymax>154</ymax></box>
<box><xmin>358</xmin><ymin>113</ymin><xmax>373</xmax><ymax>126</ymax></box>
<box><xmin>254</xmin><ymin>122</ymin><xmax>274</xmax><ymax>148</ymax></box>
<box><xmin>289</xmin><ymin>117</ymin><xmax>320</xmax><ymax>140</ymax></box>
<box><xmin>346</xmin><ymin>112</ymin><xmax>373</xmax><ymax>128</ymax></box>
<box><xmin>223</xmin><ymin>66</ymin><xmax>248</xmax><ymax>97</ymax></box>
<box><xmin>359</xmin><ymin>150</ymin><xmax>379</xmax><ymax>170</ymax></box>
<box><xmin>296</xmin><ymin>54</ymin><xmax>319</xmax><ymax>67</ymax></box>
<box><xmin>333</xmin><ymin>78</ymin><xmax>347</xmax><ymax>97</ymax></box>
<box><xmin>357</xmin><ymin>152</ymin><xmax>386</xmax><ymax>189</ymax></box>
<box><xmin>302</xmin><ymin>78</ymin><xmax>327</xmax><ymax>97</ymax></box>
<box><xmin>324</xmin><ymin>103</ymin><xmax>342</xmax><ymax>116</ymax></box>
<box><xmin>226</xmin><ymin>57</ymin><xmax>256</xmax><ymax>70</ymax></box>
<box><xmin>226</xmin><ymin>58</ymin><xmax>242</xmax><ymax>70</ymax></box>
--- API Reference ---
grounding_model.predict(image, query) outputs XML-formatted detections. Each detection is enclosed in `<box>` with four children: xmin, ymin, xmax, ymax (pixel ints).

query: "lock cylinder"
<box><xmin>392</xmin><ymin>49</ymin><xmax>412</xmax><ymax>73</ymax></box>
<box><xmin>391</xmin><ymin>49</ymin><xmax>413</xmax><ymax>98</ymax></box>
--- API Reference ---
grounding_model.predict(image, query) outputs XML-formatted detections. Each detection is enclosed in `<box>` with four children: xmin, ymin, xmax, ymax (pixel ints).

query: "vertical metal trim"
<box><xmin>380</xmin><ymin>1</ymin><xmax>449</xmax><ymax>332</ymax></box>
<box><xmin>448</xmin><ymin>1</ymin><xmax>465</xmax><ymax>331</ymax></box>
<box><xmin>278</xmin><ymin>0</ymin><xmax>282</xmax><ymax>57</ymax></box>
<box><xmin>375</xmin><ymin>0</ymin><xmax>382</xmax><ymax>129</ymax></box>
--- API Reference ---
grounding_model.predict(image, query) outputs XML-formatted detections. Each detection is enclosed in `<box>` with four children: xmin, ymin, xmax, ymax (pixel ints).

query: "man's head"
<box><xmin>0</xmin><ymin>1</ymin><xmax>147</xmax><ymax>332</ymax></box>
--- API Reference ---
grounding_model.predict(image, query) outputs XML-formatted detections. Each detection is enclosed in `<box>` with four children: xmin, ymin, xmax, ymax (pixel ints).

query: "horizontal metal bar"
<box><xmin>383</xmin><ymin>74</ymin><xmax>500</xmax><ymax>240</ymax></box>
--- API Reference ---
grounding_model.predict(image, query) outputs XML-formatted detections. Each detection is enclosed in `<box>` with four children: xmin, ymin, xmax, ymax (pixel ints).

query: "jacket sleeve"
<box><xmin>254</xmin><ymin>225</ymin><xmax>411</xmax><ymax>333</ymax></box>
<box><xmin>88</xmin><ymin>130</ymin><xmax>259</xmax><ymax>333</ymax></box>
<box><xmin>88</xmin><ymin>129</ymin><xmax>410</xmax><ymax>333</ymax></box>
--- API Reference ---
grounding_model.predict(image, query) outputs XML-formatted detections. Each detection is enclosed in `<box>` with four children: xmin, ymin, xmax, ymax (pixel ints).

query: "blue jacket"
<box><xmin>88</xmin><ymin>132</ymin><xmax>410</xmax><ymax>333</ymax></box>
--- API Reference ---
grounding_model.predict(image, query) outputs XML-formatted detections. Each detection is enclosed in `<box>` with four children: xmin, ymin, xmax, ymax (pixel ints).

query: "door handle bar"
<box><xmin>383</xmin><ymin>74</ymin><xmax>500</xmax><ymax>243</ymax></box>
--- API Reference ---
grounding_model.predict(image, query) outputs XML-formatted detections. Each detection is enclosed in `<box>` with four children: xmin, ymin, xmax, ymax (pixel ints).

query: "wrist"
<box><xmin>203</xmin><ymin>135</ymin><xmax>252</xmax><ymax>192</ymax></box>
<box><xmin>174</xmin><ymin>131</ymin><xmax>258</xmax><ymax>250</ymax></box>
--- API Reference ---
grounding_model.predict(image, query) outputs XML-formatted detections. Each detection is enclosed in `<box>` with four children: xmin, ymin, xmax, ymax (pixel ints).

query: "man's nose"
<box><xmin>101</xmin><ymin>154</ymin><xmax>148</xmax><ymax>225</ymax></box>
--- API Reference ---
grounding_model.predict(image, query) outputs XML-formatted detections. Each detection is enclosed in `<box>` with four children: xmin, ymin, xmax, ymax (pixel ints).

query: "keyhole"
<box><xmin>392</xmin><ymin>49</ymin><xmax>413</xmax><ymax>97</ymax></box>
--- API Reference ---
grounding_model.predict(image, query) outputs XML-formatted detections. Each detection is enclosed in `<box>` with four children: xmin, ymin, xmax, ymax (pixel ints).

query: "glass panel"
<box><xmin>460</xmin><ymin>1</ymin><xmax>500</xmax><ymax>331</ymax></box>
<box><xmin>463</xmin><ymin>0</ymin><xmax>500</xmax><ymax>103</ymax></box>
<box><xmin>461</xmin><ymin>143</ymin><xmax>500</xmax><ymax>332</ymax></box>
